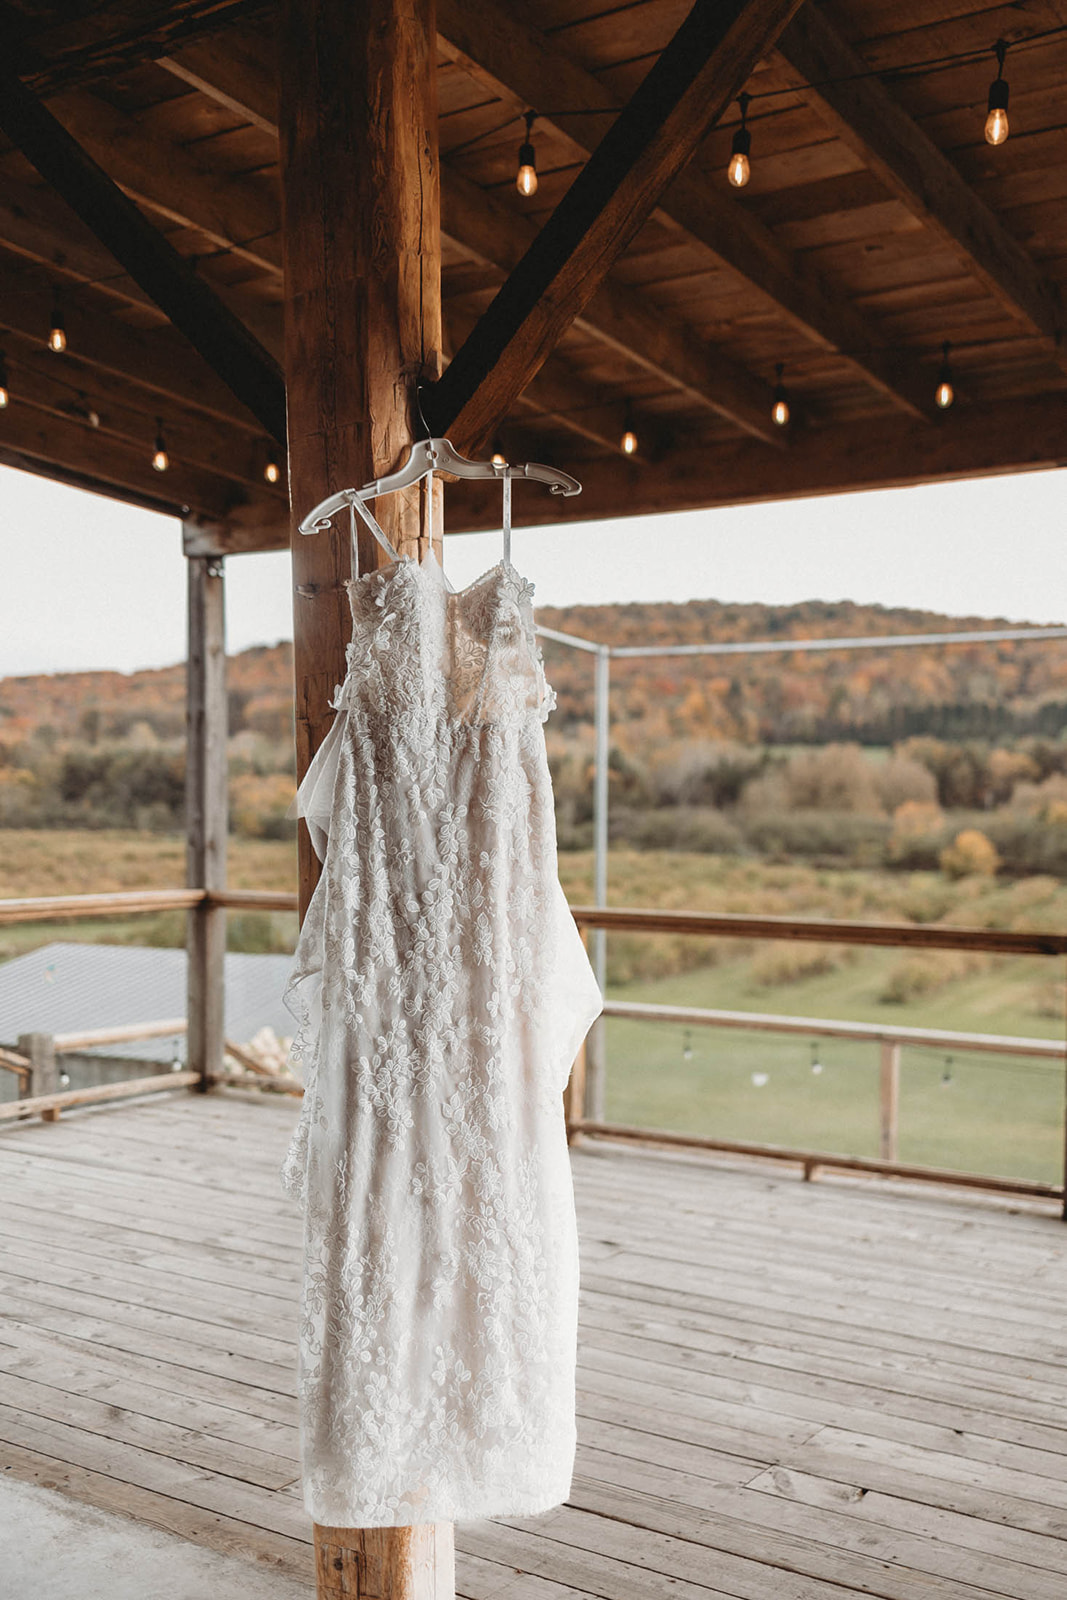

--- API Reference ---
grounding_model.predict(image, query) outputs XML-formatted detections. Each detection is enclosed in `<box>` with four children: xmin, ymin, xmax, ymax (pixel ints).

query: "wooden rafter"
<box><xmin>422</xmin><ymin>0</ymin><xmax>810</xmax><ymax>448</ymax></box>
<box><xmin>0</xmin><ymin>255</ymin><xmax>267</xmax><ymax>430</ymax></box>
<box><xmin>48</xmin><ymin>89</ymin><xmax>282</xmax><ymax>276</ymax></box>
<box><xmin>151</xmin><ymin>33</ymin><xmax>781</xmax><ymax>442</ymax></box>
<box><xmin>775</xmin><ymin>4</ymin><xmax>1064</xmax><ymax>346</ymax></box>
<box><xmin>8</xmin><ymin>0</ymin><xmax>272</xmax><ymax>94</ymax></box>
<box><xmin>0</xmin><ymin>63</ymin><xmax>287</xmax><ymax>442</ymax></box>
<box><xmin>435</xmin><ymin>0</ymin><xmax>931</xmax><ymax>420</ymax></box>
<box><xmin>441</xmin><ymin>169</ymin><xmax>781</xmax><ymax>443</ymax></box>
<box><xmin>0</xmin><ymin>393</ymin><xmax>256</xmax><ymax>518</ymax></box>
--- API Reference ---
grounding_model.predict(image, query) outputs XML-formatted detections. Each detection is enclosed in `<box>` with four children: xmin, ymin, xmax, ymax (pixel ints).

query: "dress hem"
<box><xmin>303</xmin><ymin>1479</ymin><xmax>575</xmax><ymax>1530</ymax></box>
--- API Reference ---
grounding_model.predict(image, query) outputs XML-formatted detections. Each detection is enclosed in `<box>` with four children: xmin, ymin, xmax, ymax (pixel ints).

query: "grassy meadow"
<box><xmin>2</xmin><ymin>832</ymin><xmax>1063</xmax><ymax>1183</ymax></box>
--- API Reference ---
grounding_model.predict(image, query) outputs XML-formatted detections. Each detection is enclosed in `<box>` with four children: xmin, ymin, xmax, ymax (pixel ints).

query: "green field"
<box><xmin>2</xmin><ymin>833</ymin><xmax>1064</xmax><ymax>1183</ymax></box>
<box><xmin>599</xmin><ymin>948</ymin><xmax>1064</xmax><ymax>1185</ymax></box>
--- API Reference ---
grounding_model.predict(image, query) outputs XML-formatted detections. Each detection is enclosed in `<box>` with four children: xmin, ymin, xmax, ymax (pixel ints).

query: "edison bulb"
<box><xmin>621</xmin><ymin>428</ymin><xmax>638</xmax><ymax>456</ymax></box>
<box><xmin>984</xmin><ymin>106</ymin><xmax>1009</xmax><ymax>145</ymax></box>
<box><xmin>772</xmin><ymin>397</ymin><xmax>790</xmax><ymax>427</ymax></box>
<box><xmin>265</xmin><ymin>458</ymin><xmax>280</xmax><ymax>484</ymax></box>
<box><xmin>728</xmin><ymin>150</ymin><xmax>750</xmax><ymax>188</ymax></box>
<box><xmin>935</xmin><ymin>378</ymin><xmax>954</xmax><ymax>409</ymax></box>
<box><xmin>0</xmin><ymin>385</ymin><xmax>8</xmax><ymax>409</ymax></box>
<box><xmin>48</xmin><ymin>325</ymin><xmax>67</xmax><ymax>353</ymax></box>
<box><xmin>516</xmin><ymin>161</ymin><xmax>537</xmax><ymax>197</ymax></box>
<box><xmin>152</xmin><ymin>446</ymin><xmax>169</xmax><ymax>472</ymax></box>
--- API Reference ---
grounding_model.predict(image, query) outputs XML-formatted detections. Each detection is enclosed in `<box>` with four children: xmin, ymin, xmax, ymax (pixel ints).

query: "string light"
<box><xmin>985</xmin><ymin>40</ymin><xmax>1010</xmax><ymax>145</ymax></box>
<box><xmin>48</xmin><ymin>293</ymin><xmax>67</xmax><ymax>353</ymax></box>
<box><xmin>772</xmin><ymin>363</ymin><xmax>790</xmax><ymax>427</ymax></box>
<box><xmin>152</xmin><ymin>417</ymin><xmax>169</xmax><ymax>473</ymax></box>
<box><xmin>935</xmin><ymin>341</ymin><xmax>955</xmax><ymax>408</ymax></box>
<box><xmin>264</xmin><ymin>450</ymin><xmax>281</xmax><ymax>484</ymax></box>
<box><xmin>810</xmin><ymin>1041</ymin><xmax>823</xmax><ymax>1075</ymax></box>
<box><xmin>728</xmin><ymin>92</ymin><xmax>752</xmax><ymax>187</ymax></box>
<box><xmin>941</xmin><ymin>1054</ymin><xmax>954</xmax><ymax>1086</ymax></box>
<box><xmin>0</xmin><ymin>351</ymin><xmax>8</xmax><ymax>409</ymax></box>
<box><xmin>682</xmin><ymin>1030</ymin><xmax>693</xmax><ymax>1062</ymax></box>
<box><xmin>620</xmin><ymin>400</ymin><xmax>638</xmax><ymax>456</ymax></box>
<box><xmin>516</xmin><ymin>111</ymin><xmax>538</xmax><ymax>198</ymax></box>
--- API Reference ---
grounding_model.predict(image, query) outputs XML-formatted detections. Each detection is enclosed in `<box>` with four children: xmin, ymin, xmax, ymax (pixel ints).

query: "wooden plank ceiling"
<box><xmin>0</xmin><ymin>0</ymin><xmax>1065</xmax><ymax>548</ymax></box>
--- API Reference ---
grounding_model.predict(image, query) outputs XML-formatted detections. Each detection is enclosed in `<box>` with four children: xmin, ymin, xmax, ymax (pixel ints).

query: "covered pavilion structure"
<box><xmin>1</xmin><ymin>1</ymin><xmax>1067</xmax><ymax>1596</ymax></box>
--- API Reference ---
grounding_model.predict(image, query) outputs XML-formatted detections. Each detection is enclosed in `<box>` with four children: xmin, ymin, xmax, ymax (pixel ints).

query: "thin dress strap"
<box><xmin>347</xmin><ymin>494</ymin><xmax>401</xmax><ymax>579</ymax></box>
<box><xmin>502</xmin><ymin>473</ymin><xmax>512</xmax><ymax>568</ymax></box>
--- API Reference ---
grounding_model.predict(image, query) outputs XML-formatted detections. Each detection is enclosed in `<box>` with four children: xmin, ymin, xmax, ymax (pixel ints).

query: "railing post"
<box><xmin>17</xmin><ymin>1032</ymin><xmax>58</xmax><ymax>1119</ymax></box>
<box><xmin>879</xmin><ymin>1040</ymin><xmax>900</xmax><ymax>1163</ymax></box>
<box><xmin>185</xmin><ymin>547</ymin><xmax>228</xmax><ymax>1091</ymax></box>
<box><xmin>585</xmin><ymin>645</ymin><xmax>611</xmax><ymax>1122</ymax></box>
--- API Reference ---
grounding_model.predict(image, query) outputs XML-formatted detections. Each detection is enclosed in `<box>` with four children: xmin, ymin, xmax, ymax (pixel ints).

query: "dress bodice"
<box><xmin>332</xmin><ymin>548</ymin><xmax>556</xmax><ymax>727</ymax></box>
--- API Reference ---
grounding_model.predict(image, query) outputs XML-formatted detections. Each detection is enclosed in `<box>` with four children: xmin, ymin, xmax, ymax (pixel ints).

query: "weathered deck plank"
<box><xmin>0</xmin><ymin>1090</ymin><xmax>1064</xmax><ymax>1597</ymax></box>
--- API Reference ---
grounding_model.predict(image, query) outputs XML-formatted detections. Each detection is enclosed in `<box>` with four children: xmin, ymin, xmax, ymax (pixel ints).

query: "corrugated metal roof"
<box><xmin>0</xmin><ymin>942</ymin><xmax>294</xmax><ymax>1062</ymax></box>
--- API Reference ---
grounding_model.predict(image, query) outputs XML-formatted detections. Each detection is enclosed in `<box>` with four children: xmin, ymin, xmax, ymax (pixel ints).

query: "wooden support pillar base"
<box><xmin>314</xmin><ymin>1524</ymin><xmax>455</xmax><ymax>1599</ymax></box>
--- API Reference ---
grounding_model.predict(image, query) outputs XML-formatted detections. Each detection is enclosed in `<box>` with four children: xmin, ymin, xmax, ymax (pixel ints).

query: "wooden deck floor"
<box><xmin>1</xmin><ymin>1090</ymin><xmax>1066</xmax><ymax>1599</ymax></box>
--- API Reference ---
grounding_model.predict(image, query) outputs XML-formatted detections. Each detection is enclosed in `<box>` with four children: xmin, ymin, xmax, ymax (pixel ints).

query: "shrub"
<box><xmin>888</xmin><ymin>800</ymin><xmax>948</xmax><ymax>868</ymax></box>
<box><xmin>880</xmin><ymin>950</ymin><xmax>989</xmax><ymax>1003</ymax></box>
<box><xmin>750</xmin><ymin>941</ymin><xmax>851</xmax><ymax>987</ymax></box>
<box><xmin>940</xmin><ymin>828</ymin><xmax>1000</xmax><ymax>880</ymax></box>
<box><xmin>875</xmin><ymin>753</ymin><xmax>938</xmax><ymax>812</ymax></box>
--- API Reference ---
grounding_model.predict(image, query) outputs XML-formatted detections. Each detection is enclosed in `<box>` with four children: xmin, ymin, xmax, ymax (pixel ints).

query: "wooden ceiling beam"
<box><xmin>8</xmin><ymin>1</ymin><xmax>272</xmax><ymax>95</ymax></box>
<box><xmin>0</xmin><ymin>65</ymin><xmax>286</xmax><ymax>443</ymax></box>
<box><xmin>157</xmin><ymin>37</ymin><xmax>279</xmax><ymax>137</ymax></box>
<box><xmin>423</xmin><ymin>0</ymin><xmax>808</xmax><ymax>450</ymax></box>
<box><xmin>1</xmin><ymin>337</ymin><xmax>283</xmax><ymax>490</ymax></box>
<box><xmin>775</xmin><ymin>4</ymin><xmax>1063</xmax><ymax>346</ymax></box>
<box><xmin>0</xmin><ymin>256</ymin><xmax>268</xmax><ymax>432</ymax></box>
<box><xmin>0</xmin><ymin>390</ymin><xmax>255</xmax><ymax>520</ymax></box>
<box><xmin>445</xmin><ymin>303</ymin><xmax>634</xmax><ymax>454</ymax></box>
<box><xmin>441</xmin><ymin>168</ymin><xmax>780</xmax><ymax>443</ymax></box>
<box><xmin>0</xmin><ymin>172</ymin><xmax>283</xmax><ymax>358</ymax></box>
<box><xmin>48</xmin><ymin>88</ymin><xmax>282</xmax><ymax>276</ymax></box>
<box><xmin>153</xmin><ymin>37</ymin><xmax>783</xmax><ymax>443</ymax></box>
<box><xmin>443</xmin><ymin>391</ymin><xmax>1067</xmax><ymax>530</ymax></box>
<box><xmin>435</xmin><ymin>0</ymin><xmax>931</xmax><ymax>420</ymax></box>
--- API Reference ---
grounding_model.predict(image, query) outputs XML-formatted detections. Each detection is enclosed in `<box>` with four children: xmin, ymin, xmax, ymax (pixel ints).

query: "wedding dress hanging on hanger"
<box><xmin>281</xmin><ymin>454</ymin><xmax>602</xmax><ymax>1527</ymax></box>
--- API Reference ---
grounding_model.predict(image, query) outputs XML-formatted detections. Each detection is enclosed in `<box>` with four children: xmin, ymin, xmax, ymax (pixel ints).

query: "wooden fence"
<box><xmin>1</xmin><ymin>889</ymin><xmax>1064</xmax><ymax>1213</ymax></box>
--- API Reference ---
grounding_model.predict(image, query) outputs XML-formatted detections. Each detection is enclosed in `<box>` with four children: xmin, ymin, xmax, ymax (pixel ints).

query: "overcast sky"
<box><xmin>1</xmin><ymin>459</ymin><xmax>1063</xmax><ymax>678</ymax></box>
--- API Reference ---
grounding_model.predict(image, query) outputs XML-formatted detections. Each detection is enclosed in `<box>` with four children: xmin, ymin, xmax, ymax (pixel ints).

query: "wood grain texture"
<box><xmin>0</xmin><ymin>66</ymin><xmax>286</xmax><ymax>441</ymax></box>
<box><xmin>424</xmin><ymin>0</ymin><xmax>808</xmax><ymax>449</ymax></box>
<box><xmin>280</xmin><ymin>0</ymin><xmax>443</xmax><ymax>919</ymax></box>
<box><xmin>1</xmin><ymin>1093</ymin><xmax>1065</xmax><ymax>1596</ymax></box>
<box><xmin>775</xmin><ymin>4</ymin><xmax>1064</xmax><ymax>345</ymax></box>
<box><xmin>436</xmin><ymin>0</ymin><xmax>930</xmax><ymax>419</ymax></box>
<box><xmin>185</xmin><ymin>554</ymin><xmax>228</xmax><ymax>1089</ymax></box>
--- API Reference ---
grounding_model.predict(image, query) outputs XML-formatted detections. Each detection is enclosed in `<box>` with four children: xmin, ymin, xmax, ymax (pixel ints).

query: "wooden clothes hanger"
<box><xmin>297</xmin><ymin>436</ymin><xmax>582</xmax><ymax>575</ymax></box>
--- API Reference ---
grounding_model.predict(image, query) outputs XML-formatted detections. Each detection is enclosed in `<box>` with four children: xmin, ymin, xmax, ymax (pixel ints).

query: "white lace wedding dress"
<box><xmin>280</xmin><ymin>532</ymin><xmax>603</xmax><ymax>1529</ymax></box>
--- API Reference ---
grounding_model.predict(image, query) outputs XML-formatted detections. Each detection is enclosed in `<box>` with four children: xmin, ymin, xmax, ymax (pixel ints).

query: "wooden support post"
<box><xmin>314</xmin><ymin>1525</ymin><xmax>454</xmax><ymax>1600</ymax></box>
<box><xmin>17</xmin><ymin>1032</ymin><xmax>58</xmax><ymax>1119</ymax></box>
<box><xmin>185</xmin><ymin>549</ymin><xmax>228</xmax><ymax>1091</ymax></box>
<box><xmin>879</xmin><ymin>1040</ymin><xmax>901</xmax><ymax>1164</ymax></box>
<box><xmin>278</xmin><ymin>0</ymin><xmax>449</xmax><ymax>1589</ymax></box>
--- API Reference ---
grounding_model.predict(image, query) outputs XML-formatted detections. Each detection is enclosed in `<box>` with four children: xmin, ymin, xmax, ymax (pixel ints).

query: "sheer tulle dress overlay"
<box><xmin>281</xmin><ymin>541</ymin><xmax>603</xmax><ymax>1527</ymax></box>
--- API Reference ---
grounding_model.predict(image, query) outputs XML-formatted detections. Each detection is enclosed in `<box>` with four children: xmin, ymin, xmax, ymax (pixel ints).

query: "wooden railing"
<box><xmin>2</xmin><ymin>889</ymin><xmax>1065</xmax><ymax>1213</ymax></box>
<box><xmin>569</xmin><ymin>906</ymin><xmax>1067</xmax><ymax>1215</ymax></box>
